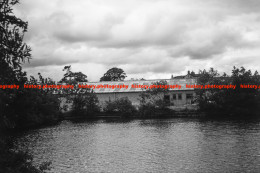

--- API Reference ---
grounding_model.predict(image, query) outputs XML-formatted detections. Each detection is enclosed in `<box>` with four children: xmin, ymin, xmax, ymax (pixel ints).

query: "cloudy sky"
<box><xmin>14</xmin><ymin>0</ymin><xmax>260</xmax><ymax>81</ymax></box>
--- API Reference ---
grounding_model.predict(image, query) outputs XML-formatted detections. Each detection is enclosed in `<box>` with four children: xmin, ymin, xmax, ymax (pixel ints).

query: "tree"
<box><xmin>59</xmin><ymin>65</ymin><xmax>100</xmax><ymax>116</ymax></box>
<box><xmin>104</xmin><ymin>97</ymin><xmax>136</xmax><ymax>116</ymax></box>
<box><xmin>70</xmin><ymin>90</ymin><xmax>100</xmax><ymax>116</ymax></box>
<box><xmin>195</xmin><ymin>68</ymin><xmax>220</xmax><ymax>111</ymax></box>
<box><xmin>59</xmin><ymin>65</ymin><xmax>88</xmax><ymax>84</ymax></box>
<box><xmin>0</xmin><ymin>0</ymin><xmax>31</xmax><ymax>125</ymax></box>
<box><xmin>196</xmin><ymin>67</ymin><xmax>260</xmax><ymax>117</ymax></box>
<box><xmin>0</xmin><ymin>0</ymin><xmax>31</xmax><ymax>84</ymax></box>
<box><xmin>12</xmin><ymin>73</ymin><xmax>61</xmax><ymax>128</ymax></box>
<box><xmin>85</xmin><ymin>92</ymin><xmax>100</xmax><ymax>114</ymax></box>
<box><xmin>100</xmin><ymin>67</ymin><xmax>127</xmax><ymax>81</ymax></box>
<box><xmin>141</xmin><ymin>80</ymin><xmax>169</xmax><ymax>108</ymax></box>
<box><xmin>0</xmin><ymin>0</ymin><xmax>51</xmax><ymax>172</ymax></box>
<box><xmin>0</xmin><ymin>136</ymin><xmax>51</xmax><ymax>173</ymax></box>
<box><xmin>138</xmin><ymin>80</ymin><xmax>171</xmax><ymax>116</ymax></box>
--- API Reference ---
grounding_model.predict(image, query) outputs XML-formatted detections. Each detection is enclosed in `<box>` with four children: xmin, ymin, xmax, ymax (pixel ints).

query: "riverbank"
<box><xmin>62</xmin><ymin>110</ymin><xmax>206</xmax><ymax>120</ymax></box>
<box><xmin>62</xmin><ymin>110</ymin><xmax>260</xmax><ymax>122</ymax></box>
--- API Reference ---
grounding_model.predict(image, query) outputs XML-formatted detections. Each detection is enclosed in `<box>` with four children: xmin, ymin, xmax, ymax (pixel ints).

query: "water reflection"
<box><xmin>14</xmin><ymin>119</ymin><xmax>260</xmax><ymax>173</ymax></box>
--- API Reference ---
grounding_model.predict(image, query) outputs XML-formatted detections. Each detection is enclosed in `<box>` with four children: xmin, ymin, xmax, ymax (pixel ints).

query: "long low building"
<box><xmin>74</xmin><ymin>78</ymin><xmax>197</xmax><ymax>110</ymax></box>
<box><xmin>59</xmin><ymin>78</ymin><xmax>197</xmax><ymax>112</ymax></box>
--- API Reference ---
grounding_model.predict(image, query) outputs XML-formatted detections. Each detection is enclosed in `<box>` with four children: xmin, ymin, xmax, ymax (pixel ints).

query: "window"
<box><xmin>172</xmin><ymin>94</ymin><xmax>177</xmax><ymax>100</ymax></box>
<box><xmin>178</xmin><ymin>94</ymin><xmax>182</xmax><ymax>100</ymax></box>
<box><xmin>164</xmin><ymin>95</ymin><xmax>170</xmax><ymax>101</ymax></box>
<box><xmin>164</xmin><ymin>95</ymin><xmax>170</xmax><ymax>106</ymax></box>
<box><xmin>186</xmin><ymin>93</ymin><xmax>193</xmax><ymax>99</ymax></box>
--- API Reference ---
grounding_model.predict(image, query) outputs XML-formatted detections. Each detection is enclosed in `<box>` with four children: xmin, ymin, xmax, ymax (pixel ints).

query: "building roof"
<box><xmin>78</xmin><ymin>78</ymin><xmax>197</xmax><ymax>93</ymax></box>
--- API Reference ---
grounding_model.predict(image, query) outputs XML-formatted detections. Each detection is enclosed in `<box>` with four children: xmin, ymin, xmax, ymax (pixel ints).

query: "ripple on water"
<box><xmin>14</xmin><ymin>119</ymin><xmax>260</xmax><ymax>173</ymax></box>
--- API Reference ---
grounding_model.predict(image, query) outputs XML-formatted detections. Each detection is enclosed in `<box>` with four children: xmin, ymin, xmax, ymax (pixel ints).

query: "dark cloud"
<box><xmin>14</xmin><ymin>0</ymin><xmax>260</xmax><ymax>81</ymax></box>
<box><xmin>170</xmin><ymin>28</ymin><xmax>246</xmax><ymax>59</ymax></box>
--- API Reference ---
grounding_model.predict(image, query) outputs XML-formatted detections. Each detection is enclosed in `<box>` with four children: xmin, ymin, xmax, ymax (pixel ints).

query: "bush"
<box><xmin>70</xmin><ymin>92</ymin><xmax>100</xmax><ymax>117</ymax></box>
<box><xmin>196</xmin><ymin>67</ymin><xmax>260</xmax><ymax>117</ymax></box>
<box><xmin>104</xmin><ymin>97</ymin><xmax>137</xmax><ymax>116</ymax></box>
<box><xmin>138</xmin><ymin>102</ymin><xmax>156</xmax><ymax>117</ymax></box>
<box><xmin>137</xmin><ymin>85</ymin><xmax>171</xmax><ymax>117</ymax></box>
<box><xmin>0</xmin><ymin>136</ymin><xmax>50</xmax><ymax>173</ymax></box>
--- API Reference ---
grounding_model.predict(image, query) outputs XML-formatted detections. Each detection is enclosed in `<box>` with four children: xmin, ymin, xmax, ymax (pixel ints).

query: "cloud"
<box><xmin>14</xmin><ymin>0</ymin><xmax>260</xmax><ymax>81</ymax></box>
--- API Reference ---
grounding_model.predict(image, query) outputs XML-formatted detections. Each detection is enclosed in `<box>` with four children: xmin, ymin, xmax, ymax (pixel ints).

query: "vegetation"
<box><xmin>138</xmin><ymin>80</ymin><xmax>173</xmax><ymax>116</ymax></box>
<box><xmin>13</xmin><ymin>73</ymin><xmax>61</xmax><ymax>128</ymax></box>
<box><xmin>0</xmin><ymin>0</ymin><xmax>54</xmax><ymax>172</ymax></box>
<box><xmin>59</xmin><ymin>65</ymin><xmax>88</xmax><ymax>84</ymax></box>
<box><xmin>59</xmin><ymin>65</ymin><xmax>100</xmax><ymax>117</ymax></box>
<box><xmin>0</xmin><ymin>136</ymin><xmax>51</xmax><ymax>173</ymax></box>
<box><xmin>103</xmin><ymin>97</ymin><xmax>137</xmax><ymax>116</ymax></box>
<box><xmin>100</xmin><ymin>67</ymin><xmax>127</xmax><ymax>81</ymax></box>
<box><xmin>196</xmin><ymin>67</ymin><xmax>260</xmax><ymax>117</ymax></box>
<box><xmin>70</xmin><ymin>91</ymin><xmax>100</xmax><ymax>116</ymax></box>
<box><xmin>0</xmin><ymin>0</ymin><xmax>61</xmax><ymax>129</ymax></box>
<box><xmin>1</xmin><ymin>1</ymin><xmax>259</xmax><ymax>171</ymax></box>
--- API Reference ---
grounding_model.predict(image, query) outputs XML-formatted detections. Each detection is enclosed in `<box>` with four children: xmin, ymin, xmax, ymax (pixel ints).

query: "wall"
<box><xmin>96</xmin><ymin>92</ymin><xmax>141</xmax><ymax>108</ymax></box>
<box><xmin>97</xmin><ymin>90</ymin><xmax>196</xmax><ymax>109</ymax></box>
<box><xmin>59</xmin><ymin>90</ymin><xmax>196</xmax><ymax>112</ymax></box>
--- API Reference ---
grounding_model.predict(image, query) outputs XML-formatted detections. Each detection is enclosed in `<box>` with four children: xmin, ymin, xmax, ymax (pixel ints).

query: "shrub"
<box><xmin>71</xmin><ymin>92</ymin><xmax>100</xmax><ymax>116</ymax></box>
<box><xmin>104</xmin><ymin>97</ymin><xmax>137</xmax><ymax>116</ymax></box>
<box><xmin>0</xmin><ymin>136</ymin><xmax>51</xmax><ymax>173</ymax></box>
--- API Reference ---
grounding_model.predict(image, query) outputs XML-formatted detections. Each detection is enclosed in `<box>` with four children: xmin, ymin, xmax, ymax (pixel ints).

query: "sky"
<box><xmin>14</xmin><ymin>0</ymin><xmax>260</xmax><ymax>82</ymax></box>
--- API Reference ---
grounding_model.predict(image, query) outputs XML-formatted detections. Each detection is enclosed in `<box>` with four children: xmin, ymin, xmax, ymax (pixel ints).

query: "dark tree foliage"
<box><xmin>15</xmin><ymin>74</ymin><xmax>60</xmax><ymax>128</ymax></box>
<box><xmin>138</xmin><ymin>92</ymin><xmax>156</xmax><ymax>117</ymax></box>
<box><xmin>137</xmin><ymin>80</ymin><xmax>173</xmax><ymax>116</ymax></box>
<box><xmin>196</xmin><ymin>67</ymin><xmax>260</xmax><ymax>117</ymax></box>
<box><xmin>195</xmin><ymin>68</ymin><xmax>220</xmax><ymax>111</ymax></box>
<box><xmin>0</xmin><ymin>0</ymin><xmax>50</xmax><ymax>128</ymax></box>
<box><xmin>0</xmin><ymin>1</ymin><xmax>52</xmax><ymax>172</ymax></box>
<box><xmin>0</xmin><ymin>136</ymin><xmax>51</xmax><ymax>173</ymax></box>
<box><xmin>59</xmin><ymin>65</ymin><xmax>88</xmax><ymax>84</ymax></box>
<box><xmin>70</xmin><ymin>90</ymin><xmax>100</xmax><ymax>116</ymax></box>
<box><xmin>0</xmin><ymin>0</ymin><xmax>31</xmax><ymax>84</ymax></box>
<box><xmin>0</xmin><ymin>73</ymin><xmax>57</xmax><ymax>172</ymax></box>
<box><xmin>100</xmin><ymin>67</ymin><xmax>127</xmax><ymax>81</ymax></box>
<box><xmin>104</xmin><ymin>97</ymin><xmax>137</xmax><ymax>116</ymax></box>
<box><xmin>138</xmin><ymin>80</ymin><xmax>170</xmax><ymax>115</ymax></box>
<box><xmin>1</xmin><ymin>72</ymin><xmax>61</xmax><ymax>129</ymax></box>
<box><xmin>147</xmin><ymin>80</ymin><xmax>169</xmax><ymax>96</ymax></box>
<box><xmin>0</xmin><ymin>0</ymin><xmax>31</xmax><ymax>124</ymax></box>
<box><xmin>84</xmin><ymin>92</ymin><xmax>100</xmax><ymax>114</ymax></box>
<box><xmin>59</xmin><ymin>65</ymin><xmax>100</xmax><ymax>116</ymax></box>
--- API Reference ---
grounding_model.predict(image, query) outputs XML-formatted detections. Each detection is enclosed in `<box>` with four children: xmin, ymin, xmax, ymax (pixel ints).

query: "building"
<box><xmin>172</xmin><ymin>70</ymin><xmax>201</xmax><ymax>79</ymax></box>
<box><xmin>59</xmin><ymin>71</ymin><xmax>199</xmax><ymax>112</ymax></box>
<box><xmin>75</xmin><ymin>78</ymin><xmax>197</xmax><ymax>110</ymax></box>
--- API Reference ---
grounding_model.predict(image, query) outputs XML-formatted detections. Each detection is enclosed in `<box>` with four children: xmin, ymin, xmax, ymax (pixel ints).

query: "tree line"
<box><xmin>0</xmin><ymin>0</ymin><xmax>52</xmax><ymax>172</ymax></box>
<box><xmin>195</xmin><ymin>67</ymin><xmax>260</xmax><ymax>117</ymax></box>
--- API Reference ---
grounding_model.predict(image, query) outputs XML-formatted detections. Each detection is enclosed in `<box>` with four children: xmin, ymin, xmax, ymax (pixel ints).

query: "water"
<box><xmin>14</xmin><ymin>119</ymin><xmax>260</xmax><ymax>173</ymax></box>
